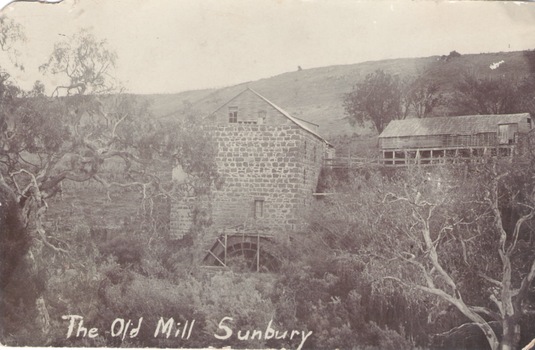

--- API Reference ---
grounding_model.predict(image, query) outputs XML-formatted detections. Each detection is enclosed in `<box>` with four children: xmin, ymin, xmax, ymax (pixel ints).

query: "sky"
<box><xmin>1</xmin><ymin>0</ymin><xmax>535</xmax><ymax>95</ymax></box>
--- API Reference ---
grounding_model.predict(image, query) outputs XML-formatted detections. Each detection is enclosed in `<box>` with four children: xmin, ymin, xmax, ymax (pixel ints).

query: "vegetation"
<box><xmin>342</xmin><ymin>52</ymin><xmax>535</xmax><ymax>142</ymax></box>
<box><xmin>308</xmin><ymin>159</ymin><xmax>535</xmax><ymax>349</ymax></box>
<box><xmin>343</xmin><ymin>69</ymin><xmax>405</xmax><ymax>133</ymax></box>
<box><xmin>343</xmin><ymin>69</ymin><xmax>445</xmax><ymax>133</ymax></box>
<box><xmin>143</xmin><ymin>49</ymin><xmax>535</xmax><ymax>138</ymax></box>
<box><xmin>450</xmin><ymin>73</ymin><xmax>522</xmax><ymax>115</ymax></box>
<box><xmin>1</xmin><ymin>15</ymin><xmax>535</xmax><ymax>350</ymax></box>
<box><xmin>0</xmin><ymin>17</ymin><xmax>219</xmax><ymax>346</ymax></box>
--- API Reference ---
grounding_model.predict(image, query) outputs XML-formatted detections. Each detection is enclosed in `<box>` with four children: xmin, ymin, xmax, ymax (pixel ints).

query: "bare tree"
<box><xmin>373</xmin><ymin>163</ymin><xmax>535</xmax><ymax>350</ymax></box>
<box><xmin>312</xmin><ymin>160</ymin><xmax>535</xmax><ymax>350</ymax></box>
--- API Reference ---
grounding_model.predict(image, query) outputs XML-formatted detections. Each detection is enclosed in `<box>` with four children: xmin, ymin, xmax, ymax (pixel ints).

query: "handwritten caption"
<box><xmin>62</xmin><ymin>315</ymin><xmax>312</xmax><ymax>350</ymax></box>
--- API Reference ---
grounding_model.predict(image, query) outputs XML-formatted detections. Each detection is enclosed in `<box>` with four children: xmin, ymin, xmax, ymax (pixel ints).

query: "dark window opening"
<box><xmin>229</xmin><ymin>107</ymin><xmax>238</xmax><ymax>123</ymax></box>
<box><xmin>254</xmin><ymin>200</ymin><xmax>264</xmax><ymax>219</ymax></box>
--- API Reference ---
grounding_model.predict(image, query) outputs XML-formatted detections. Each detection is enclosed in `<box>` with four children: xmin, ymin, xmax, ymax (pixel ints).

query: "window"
<box><xmin>258</xmin><ymin>110</ymin><xmax>266</xmax><ymax>124</ymax></box>
<box><xmin>229</xmin><ymin>107</ymin><xmax>238</xmax><ymax>123</ymax></box>
<box><xmin>254</xmin><ymin>200</ymin><xmax>264</xmax><ymax>219</ymax></box>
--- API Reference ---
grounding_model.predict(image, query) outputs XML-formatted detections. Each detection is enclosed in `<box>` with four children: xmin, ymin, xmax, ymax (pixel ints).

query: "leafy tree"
<box><xmin>343</xmin><ymin>69</ymin><xmax>405</xmax><ymax>134</ymax></box>
<box><xmin>0</xmin><ymin>14</ymin><xmax>26</xmax><ymax>69</ymax></box>
<box><xmin>1</xmin><ymin>28</ymin><xmax>217</xmax><ymax>239</ymax></box>
<box><xmin>0</xmin><ymin>15</ymin><xmax>42</xmax><ymax>343</ymax></box>
<box><xmin>450</xmin><ymin>73</ymin><xmax>521</xmax><ymax>115</ymax></box>
<box><xmin>0</xmin><ymin>27</ymin><xmax>219</xmax><ymax>345</ymax></box>
<box><xmin>39</xmin><ymin>28</ymin><xmax>117</xmax><ymax>96</ymax></box>
<box><xmin>270</xmin><ymin>223</ymin><xmax>419</xmax><ymax>349</ymax></box>
<box><xmin>518</xmin><ymin>74</ymin><xmax>535</xmax><ymax>117</ymax></box>
<box><xmin>406</xmin><ymin>79</ymin><xmax>442</xmax><ymax>118</ymax></box>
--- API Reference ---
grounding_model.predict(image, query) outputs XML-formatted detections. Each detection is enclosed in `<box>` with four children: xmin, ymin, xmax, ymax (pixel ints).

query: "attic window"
<box><xmin>229</xmin><ymin>107</ymin><xmax>238</xmax><ymax>123</ymax></box>
<box><xmin>258</xmin><ymin>110</ymin><xmax>266</xmax><ymax>124</ymax></box>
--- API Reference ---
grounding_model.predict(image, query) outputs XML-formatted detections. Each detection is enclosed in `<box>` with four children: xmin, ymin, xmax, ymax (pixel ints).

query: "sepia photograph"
<box><xmin>1</xmin><ymin>0</ymin><xmax>535</xmax><ymax>349</ymax></box>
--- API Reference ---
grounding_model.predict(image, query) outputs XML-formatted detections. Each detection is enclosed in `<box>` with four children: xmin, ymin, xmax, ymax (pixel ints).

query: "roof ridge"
<box><xmin>209</xmin><ymin>88</ymin><xmax>251</xmax><ymax>116</ymax></box>
<box><xmin>246</xmin><ymin>88</ymin><xmax>332</xmax><ymax>146</ymax></box>
<box><xmin>380</xmin><ymin>113</ymin><xmax>531</xmax><ymax>138</ymax></box>
<box><xmin>393</xmin><ymin>113</ymin><xmax>530</xmax><ymax>120</ymax></box>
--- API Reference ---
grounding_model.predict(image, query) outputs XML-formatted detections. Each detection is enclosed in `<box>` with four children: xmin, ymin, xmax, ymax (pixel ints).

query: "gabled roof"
<box><xmin>379</xmin><ymin>113</ymin><xmax>531</xmax><ymax>138</ymax></box>
<box><xmin>211</xmin><ymin>87</ymin><xmax>332</xmax><ymax>147</ymax></box>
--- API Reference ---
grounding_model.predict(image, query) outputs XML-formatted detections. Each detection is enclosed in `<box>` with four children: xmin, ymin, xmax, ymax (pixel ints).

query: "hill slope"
<box><xmin>145</xmin><ymin>50</ymin><xmax>535</xmax><ymax>139</ymax></box>
<box><xmin>45</xmin><ymin>50</ymin><xmax>535</xmax><ymax>235</ymax></box>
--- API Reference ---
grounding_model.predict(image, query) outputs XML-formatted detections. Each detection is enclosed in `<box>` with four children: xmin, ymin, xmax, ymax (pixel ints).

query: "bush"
<box><xmin>96</xmin><ymin>269</ymin><xmax>277</xmax><ymax>348</ymax></box>
<box><xmin>99</xmin><ymin>234</ymin><xmax>144</xmax><ymax>266</ymax></box>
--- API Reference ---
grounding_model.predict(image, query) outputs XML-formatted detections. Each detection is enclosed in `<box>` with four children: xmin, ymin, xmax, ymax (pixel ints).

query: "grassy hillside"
<box><xmin>46</xmin><ymin>50</ymin><xmax>535</xmax><ymax>230</ymax></box>
<box><xmin>50</xmin><ymin>52</ymin><xmax>535</xmax><ymax>226</ymax></box>
<box><xmin>145</xmin><ymin>50</ymin><xmax>535</xmax><ymax>140</ymax></box>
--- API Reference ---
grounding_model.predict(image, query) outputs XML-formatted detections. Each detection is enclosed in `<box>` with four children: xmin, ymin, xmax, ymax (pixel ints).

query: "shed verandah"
<box><xmin>378</xmin><ymin>113</ymin><xmax>532</xmax><ymax>166</ymax></box>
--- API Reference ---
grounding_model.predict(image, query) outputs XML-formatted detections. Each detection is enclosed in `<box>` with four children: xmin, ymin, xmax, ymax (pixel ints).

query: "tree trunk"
<box><xmin>21</xmin><ymin>196</ymin><xmax>51</xmax><ymax>342</ymax></box>
<box><xmin>500</xmin><ymin>318</ymin><xmax>520</xmax><ymax>350</ymax></box>
<box><xmin>480</xmin><ymin>322</ymin><xmax>500</xmax><ymax>350</ymax></box>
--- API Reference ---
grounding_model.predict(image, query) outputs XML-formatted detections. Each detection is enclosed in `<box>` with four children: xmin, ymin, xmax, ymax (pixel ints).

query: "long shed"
<box><xmin>378</xmin><ymin>113</ymin><xmax>532</xmax><ymax>164</ymax></box>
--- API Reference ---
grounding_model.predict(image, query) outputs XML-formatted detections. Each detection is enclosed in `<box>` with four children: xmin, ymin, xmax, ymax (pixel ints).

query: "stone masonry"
<box><xmin>170</xmin><ymin>88</ymin><xmax>332</xmax><ymax>240</ymax></box>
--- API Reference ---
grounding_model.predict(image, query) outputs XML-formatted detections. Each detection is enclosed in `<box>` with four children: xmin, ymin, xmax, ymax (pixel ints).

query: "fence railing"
<box><xmin>324</xmin><ymin>146</ymin><xmax>516</xmax><ymax>169</ymax></box>
<box><xmin>323</xmin><ymin>157</ymin><xmax>379</xmax><ymax>169</ymax></box>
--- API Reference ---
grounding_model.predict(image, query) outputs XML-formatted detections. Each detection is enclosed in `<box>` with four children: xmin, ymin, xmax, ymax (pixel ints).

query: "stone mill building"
<box><xmin>171</xmin><ymin>88</ymin><xmax>334</xmax><ymax>271</ymax></box>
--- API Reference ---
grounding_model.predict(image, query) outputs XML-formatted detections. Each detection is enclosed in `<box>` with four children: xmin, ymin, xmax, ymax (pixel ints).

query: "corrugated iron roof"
<box><xmin>379</xmin><ymin>113</ymin><xmax>531</xmax><ymax>138</ymax></box>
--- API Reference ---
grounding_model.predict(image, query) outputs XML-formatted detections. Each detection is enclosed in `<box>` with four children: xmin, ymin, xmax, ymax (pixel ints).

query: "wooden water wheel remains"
<box><xmin>203</xmin><ymin>232</ymin><xmax>281</xmax><ymax>272</ymax></box>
